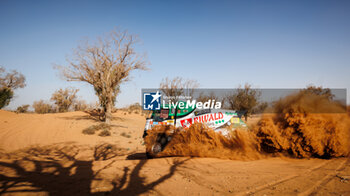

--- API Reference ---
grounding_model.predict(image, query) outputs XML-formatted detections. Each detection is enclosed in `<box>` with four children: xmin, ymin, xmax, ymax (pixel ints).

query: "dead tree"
<box><xmin>56</xmin><ymin>29</ymin><xmax>148</xmax><ymax>123</ymax></box>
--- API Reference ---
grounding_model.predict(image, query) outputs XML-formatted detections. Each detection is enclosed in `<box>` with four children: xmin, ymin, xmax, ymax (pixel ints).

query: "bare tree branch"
<box><xmin>159</xmin><ymin>77</ymin><xmax>199</xmax><ymax>103</ymax></box>
<box><xmin>55</xmin><ymin>29</ymin><xmax>148</xmax><ymax>123</ymax></box>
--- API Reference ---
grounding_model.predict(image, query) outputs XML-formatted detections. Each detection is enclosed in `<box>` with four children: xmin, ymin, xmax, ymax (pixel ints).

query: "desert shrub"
<box><xmin>82</xmin><ymin>123</ymin><xmax>111</xmax><ymax>136</ymax></box>
<box><xmin>0</xmin><ymin>67</ymin><xmax>26</xmax><ymax>108</ymax></box>
<box><xmin>127</xmin><ymin>102</ymin><xmax>145</xmax><ymax>114</ymax></box>
<box><xmin>0</xmin><ymin>88</ymin><xmax>13</xmax><ymax>109</ymax></box>
<box><xmin>33</xmin><ymin>100</ymin><xmax>55</xmax><ymax>114</ymax></box>
<box><xmin>120</xmin><ymin>132</ymin><xmax>131</xmax><ymax>138</ymax></box>
<box><xmin>74</xmin><ymin>100</ymin><xmax>88</xmax><ymax>111</ymax></box>
<box><xmin>82</xmin><ymin>127</ymin><xmax>96</xmax><ymax>135</ymax></box>
<box><xmin>225</xmin><ymin>83</ymin><xmax>260</xmax><ymax>121</ymax></box>
<box><xmin>51</xmin><ymin>87</ymin><xmax>79</xmax><ymax>112</ymax></box>
<box><xmin>302</xmin><ymin>85</ymin><xmax>334</xmax><ymax>100</ymax></box>
<box><xmin>128</xmin><ymin>103</ymin><xmax>141</xmax><ymax>111</ymax></box>
<box><xmin>16</xmin><ymin>104</ymin><xmax>30</xmax><ymax>113</ymax></box>
<box><xmin>99</xmin><ymin>129</ymin><xmax>111</xmax><ymax>137</ymax></box>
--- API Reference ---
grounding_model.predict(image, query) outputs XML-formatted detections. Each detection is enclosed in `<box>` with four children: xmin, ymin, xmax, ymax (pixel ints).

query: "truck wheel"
<box><xmin>152</xmin><ymin>142</ymin><xmax>163</xmax><ymax>154</ymax></box>
<box><xmin>146</xmin><ymin>134</ymin><xmax>171</xmax><ymax>158</ymax></box>
<box><xmin>145</xmin><ymin>143</ymin><xmax>162</xmax><ymax>159</ymax></box>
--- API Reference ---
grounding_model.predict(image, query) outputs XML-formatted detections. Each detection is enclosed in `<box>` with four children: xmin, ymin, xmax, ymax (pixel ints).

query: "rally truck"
<box><xmin>143</xmin><ymin>101</ymin><xmax>247</xmax><ymax>157</ymax></box>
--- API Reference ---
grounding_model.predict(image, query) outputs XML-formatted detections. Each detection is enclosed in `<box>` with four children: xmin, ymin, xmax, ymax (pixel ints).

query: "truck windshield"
<box><xmin>160</xmin><ymin>109</ymin><xmax>169</xmax><ymax>119</ymax></box>
<box><xmin>152</xmin><ymin>109</ymin><xmax>169</xmax><ymax>122</ymax></box>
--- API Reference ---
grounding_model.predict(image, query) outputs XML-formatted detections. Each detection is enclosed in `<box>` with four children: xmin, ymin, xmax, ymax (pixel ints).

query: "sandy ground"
<box><xmin>0</xmin><ymin>110</ymin><xmax>349</xmax><ymax>195</ymax></box>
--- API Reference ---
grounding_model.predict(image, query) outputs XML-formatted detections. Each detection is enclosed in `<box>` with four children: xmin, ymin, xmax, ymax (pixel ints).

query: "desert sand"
<box><xmin>0</xmin><ymin>110</ymin><xmax>349</xmax><ymax>195</ymax></box>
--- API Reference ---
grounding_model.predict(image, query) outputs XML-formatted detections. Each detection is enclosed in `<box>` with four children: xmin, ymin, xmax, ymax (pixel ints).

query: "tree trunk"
<box><xmin>104</xmin><ymin>101</ymin><xmax>113</xmax><ymax>124</ymax></box>
<box><xmin>244</xmin><ymin>114</ymin><xmax>248</xmax><ymax>122</ymax></box>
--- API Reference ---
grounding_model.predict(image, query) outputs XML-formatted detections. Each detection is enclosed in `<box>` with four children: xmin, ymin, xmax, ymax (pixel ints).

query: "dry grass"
<box><xmin>82</xmin><ymin>123</ymin><xmax>111</xmax><ymax>136</ymax></box>
<box><xmin>120</xmin><ymin>132</ymin><xmax>131</xmax><ymax>138</ymax></box>
<box><xmin>98</xmin><ymin>129</ymin><xmax>111</xmax><ymax>137</ymax></box>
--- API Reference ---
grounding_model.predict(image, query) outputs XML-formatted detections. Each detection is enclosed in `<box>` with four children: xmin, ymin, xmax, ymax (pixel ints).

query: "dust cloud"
<box><xmin>145</xmin><ymin>124</ymin><xmax>262</xmax><ymax>160</ymax></box>
<box><xmin>254</xmin><ymin>91</ymin><xmax>350</xmax><ymax>158</ymax></box>
<box><xmin>145</xmin><ymin>91</ymin><xmax>350</xmax><ymax>159</ymax></box>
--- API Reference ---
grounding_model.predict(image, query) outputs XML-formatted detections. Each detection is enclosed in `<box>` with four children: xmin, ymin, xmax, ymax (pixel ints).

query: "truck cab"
<box><xmin>143</xmin><ymin>101</ymin><xmax>246</xmax><ymax>138</ymax></box>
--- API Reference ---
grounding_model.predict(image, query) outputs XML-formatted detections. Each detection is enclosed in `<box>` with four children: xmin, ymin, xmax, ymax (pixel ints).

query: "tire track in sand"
<box><xmin>297</xmin><ymin>158</ymin><xmax>348</xmax><ymax>196</ymax></box>
<box><xmin>236</xmin><ymin>159</ymin><xmax>340</xmax><ymax>195</ymax></box>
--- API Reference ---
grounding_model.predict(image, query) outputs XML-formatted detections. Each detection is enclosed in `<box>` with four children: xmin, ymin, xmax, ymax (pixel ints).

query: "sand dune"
<box><xmin>0</xmin><ymin>110</ymin><xmax>349</xmax><ymax>195</ymax></box>
<box><xmin>0</xmin><ymin>110</ymin><xmax>145</xmax><ymax>152</ymax></box>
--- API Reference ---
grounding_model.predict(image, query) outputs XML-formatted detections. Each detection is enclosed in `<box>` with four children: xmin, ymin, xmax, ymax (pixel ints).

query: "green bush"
<box><xmin>0</xmin><ymin>67</ymin><xmax>26</xmax><ymax>109</ymax></box>
<box><xmin>0</xmin><ymin>88</ymin><xmax>13</xmax><ymax>109</ymax></box>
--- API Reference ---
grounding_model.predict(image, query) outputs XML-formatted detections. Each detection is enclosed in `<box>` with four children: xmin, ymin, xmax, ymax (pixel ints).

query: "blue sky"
<box><xmin>1</xmin><ymin>0</ymin><xmax>349</xmax><ymax>109</ymax></box>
